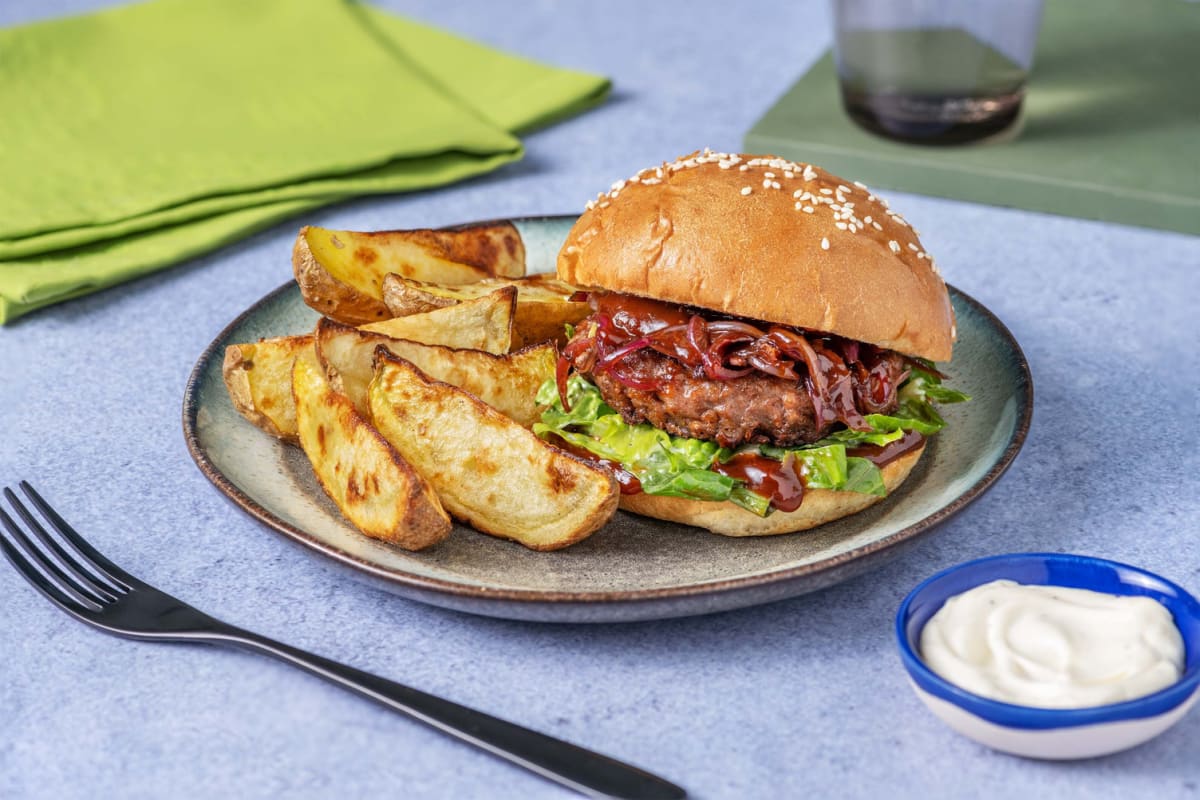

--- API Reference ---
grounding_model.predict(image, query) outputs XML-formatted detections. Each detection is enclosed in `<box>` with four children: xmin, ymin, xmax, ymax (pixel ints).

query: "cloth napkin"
<box><xmin>0</xmin><ymin>0</ymin><xmax>610</xmax><ymax>323</ymax></box>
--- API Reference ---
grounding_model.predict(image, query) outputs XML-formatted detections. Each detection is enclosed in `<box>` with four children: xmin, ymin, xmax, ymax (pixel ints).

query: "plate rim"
<box><xmin>182</xmin><ymin>214</ymin><xmax>1033</xmax><ymax>611</ymax></box>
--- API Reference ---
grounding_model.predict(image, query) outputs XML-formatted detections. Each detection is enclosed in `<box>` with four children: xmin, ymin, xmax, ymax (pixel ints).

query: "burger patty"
<box><xmin>586</xmin><ymin>348</ymin><xmax>901</xmax><ymax>448</ymax></box>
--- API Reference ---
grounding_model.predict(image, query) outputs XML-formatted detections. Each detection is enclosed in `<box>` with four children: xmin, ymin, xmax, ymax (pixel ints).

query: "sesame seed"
<box><xmin>585</xmin><ymin>200</ymin><xmax>596</xmax><ymax>210</ymax></box>
<box><xmin>848</xmin><ymin>224</ymin><xmax>858</xmax><ymax>233</ymax></box>
<box><xmin>864</xmin><ymin>215</ymin><xmax>872</xmax><ymax>224</ymax></box>
<box><xmin>889</xmin><ymin>240</ymin><xmax>901</xmax><ymax>253</ymax></box>
<box><xmin>611</xmin><ymin>180</ymin><xmax>626</xmax><ymax>191</ymax></box>
<box><xmin>803</xmin><ymin>165</ymin><xmax>818</xmax><ymax>181</ymax></box>
<box><xmin>872</xmin><ymin>221</ymin><xmax>883</xmax><ymax>231</ymax></box>
<box><xmin>819</xmin><ymin>188</ymin><xmax>833</xmax><ymax>195</ymax></box>
<box><xmin>838</xmin><ymin>184</ymin><xmax>852</xmax><ymax>195</ymax></box>
<box><xmin>853</xmin><ymin>180</ymin><xmax>868</xmax><ymax>190</ymax></box>
<box><xmin>739</xmin><ymin>165</ymin><xmax>749</xmax><ymax>171</ymax></box>
<box><xmin>784</xmin><ymin>171</ymin><xmax>794</xmax><ymax>179</ymax></box>
<box><xmin>821</xmin><ymin>237</ymin><xmax>830</xmax><ymax>250</ymax></box>
<box><xmin>835</xmin><ymin>222</ymin><xmax>848</xmax><ymax>230</ymax></box>
<box><xmin>908</xmin><ymin>243</ymin><xmax>919</xmax><ymax>252</ymax></box>
<box><xmin>741</xmin><ymin>186</ymin><xmax>752</xmax><ymax>196</ymax></box>
<box><xmin>762</xmin><ymin>179</ymin><xmax>772</xmax><ymax>189</ymax></box>
<box><xmin>764</xmin><ymin>172</ymin><xmax>775</xmax><ymax>179</ymax></box>
<box><xmin>793</xmin><ymin>190</ymin><xmax>804</xmax><ymax>199</ymax></box>
<box><xmin>803</xmin><ymin>206</ymin><xmax>814</xmax><ymax>214</ymax></box>
<box><xmin>771</xmin><ymin>181</ymin><xmax>781</xmax><ymax>189</ymax></box>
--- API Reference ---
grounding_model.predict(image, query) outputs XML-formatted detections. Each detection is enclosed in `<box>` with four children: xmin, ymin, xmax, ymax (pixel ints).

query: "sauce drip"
<box><xmin>712</xmin><ymin>453</ymin><xmax>806</xmax><ymax>513</ymax></box>
<box><xmin>847</xmin><ymin>430</ymin><xmax>925</xmax><ymax>467</ymax></box>
<box><xmin>544</xmin><ymin>436</ymin><xmax>643</xmax><ymax>495</ymax></box>
<box><xmin>590</xmin><ymin>292</ymin><xmax>692</xmax><ymax>339</ymax></box>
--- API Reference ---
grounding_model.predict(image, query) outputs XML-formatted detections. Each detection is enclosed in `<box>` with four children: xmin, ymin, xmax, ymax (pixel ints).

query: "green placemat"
<box><xmin>0</xmin><ymin>0</ymin><xmax>610</xmax><ymax>324</ymax></box>
<box><xmin>744</xmin><ymin>0</ymin><xmax>1200</xmax><ymax>236</ymax></box>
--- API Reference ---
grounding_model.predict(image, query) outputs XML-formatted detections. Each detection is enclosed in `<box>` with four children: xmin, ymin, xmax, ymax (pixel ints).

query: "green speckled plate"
<box><xmin>183</xmin><ymin>215</ymin><xmax>1032</xmax><ymax>623</ymax></box>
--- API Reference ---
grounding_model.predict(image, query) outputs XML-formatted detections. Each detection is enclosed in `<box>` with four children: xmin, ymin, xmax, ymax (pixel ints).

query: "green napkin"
<box><xmin>744</xmin><ymin>0</ymin><xmax>1200</xmax><ymax>237</ymax></box>
<box><xmin>0</xmin><ymin>0</ymin><xmax>610</xmax><ymax>324</ymax></box>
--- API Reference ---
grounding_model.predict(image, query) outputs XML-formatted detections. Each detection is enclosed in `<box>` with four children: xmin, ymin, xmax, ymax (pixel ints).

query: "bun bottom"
<box><xmin>619</xmin><ymin>444</ymin><xmax>925</xmax><ymax>536</ymax></box>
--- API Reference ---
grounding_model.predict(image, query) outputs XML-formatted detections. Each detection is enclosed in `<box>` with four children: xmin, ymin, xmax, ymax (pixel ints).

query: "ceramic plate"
<box><xmin>183</xmin><ymin>215</ymin><xmax>1032</xmax><ymax>623</ymax></box>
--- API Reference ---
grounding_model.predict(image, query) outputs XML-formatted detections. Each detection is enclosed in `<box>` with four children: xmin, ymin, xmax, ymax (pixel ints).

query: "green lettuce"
<box><xmin>534</xmin><ymin>366</ymin><xmax>968</xmax><ymax>516</ymax></box>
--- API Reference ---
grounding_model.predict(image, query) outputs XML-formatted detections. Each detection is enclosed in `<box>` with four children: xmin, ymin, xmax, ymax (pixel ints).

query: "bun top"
<box><xmin>557</xmin><ymin>151</ymin><xmax>956</xmax><ymax>361</ymax></box>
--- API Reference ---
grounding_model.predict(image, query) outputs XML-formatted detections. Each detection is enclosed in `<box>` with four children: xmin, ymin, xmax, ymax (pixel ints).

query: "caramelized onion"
<box><xmin>706</xmin><ymin>319</ymin><xmax>766</xmax><ymax>338</ymax></box>
<box><xmin>598</xmin><ymin>337</ymin><xmax>652</xmax><ymax>369</ymax></box>
<box><xmin>555</xmin><ymin>351</ymin><xmax>573</xmax><ymax>411</ymax></box>
<box><xmin>561</xmin><ymin>293</ymin><xmax>906</xmax><ymax>430</ymax></box>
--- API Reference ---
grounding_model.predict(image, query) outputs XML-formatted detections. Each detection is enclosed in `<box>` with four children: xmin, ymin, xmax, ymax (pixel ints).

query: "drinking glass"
<box><xmin>832</xmin><ymin>0</ymin><xmax>1045</xmax><ymax>144</ymax></box>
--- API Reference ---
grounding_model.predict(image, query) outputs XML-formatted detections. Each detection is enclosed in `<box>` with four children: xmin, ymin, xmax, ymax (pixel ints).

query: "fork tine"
<box><xmin>18</xmin><ymin>482</ymin><xmax>136</xmax><ymax>591</ymax></box>
<box><xmin>3</xmin><ymin>488</ymin><xmax>121</xmax><ymax>602</ymax></box>
<box><xmin>0</xmin><ymin>508</ymin><xmax>105</xmax><ymax>610</ymax></box>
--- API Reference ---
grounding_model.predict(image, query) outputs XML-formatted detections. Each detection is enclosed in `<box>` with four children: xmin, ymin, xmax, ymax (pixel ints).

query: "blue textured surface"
<box><xmin>2</xmin><ymin>2</ymin><xmax>1198</xmax><ymax>798</ymax></box>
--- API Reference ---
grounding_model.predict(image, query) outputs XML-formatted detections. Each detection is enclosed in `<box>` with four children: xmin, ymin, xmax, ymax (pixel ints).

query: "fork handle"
<box><xmin>202</xmin><ymin>627</ymin><xmax>684</xmax><ymax>800</ymax></box>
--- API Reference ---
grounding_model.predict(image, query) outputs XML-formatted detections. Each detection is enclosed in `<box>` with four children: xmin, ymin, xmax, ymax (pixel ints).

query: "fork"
<box><xmin>0</xmin><ymin>482</ymin><xmax>685</xmax><ymax>800</ymax></box>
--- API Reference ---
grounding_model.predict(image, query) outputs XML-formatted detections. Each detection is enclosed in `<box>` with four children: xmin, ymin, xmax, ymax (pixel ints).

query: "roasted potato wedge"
<box><xmin>381</xmin><ymin>273</ymin><xmax>588</xmax><ymax>348</ymax></box>
<box><xmin>222</xmin><ymin>334</ymin><xmax>313</xmax><ymax>440</ymax></box>
<box><xmin>380</xmin><ymin>272</ymin><xmax>579</xmax><ymax>314</ymax></box>
<box><xmin>368</xmin><ymin>353</ymin><xmax>618</xmax><ymax>550</ymax></box>
<box><xmin>315</xmin><ymin>318</ymin><xmax>555</xmax><ymax>426</ymax></box>
<box><xmin>292</xmin><ymin>351</ymin><xmax>451</xmax><ymax>550</ymax></box>
<box><xmin>509</xmin><ymin>299</ymin><xmax>591</xmax><ymax>350</ymax></box>
<box><xmin>360</xmin><ymin>287</ymin><xmax>515</xmax><ymax>354</ymax></box>
<box><xmin>293</xmin><ymin>223</ymin><xmax>525</xmax><ymax>325</ymax></box>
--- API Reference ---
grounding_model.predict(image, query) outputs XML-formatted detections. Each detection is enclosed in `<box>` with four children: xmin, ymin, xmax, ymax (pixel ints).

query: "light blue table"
<box><xmin>2</xmin><ymin>2</ymin><xmax>1197</xmax><ymax>798</ymax></box>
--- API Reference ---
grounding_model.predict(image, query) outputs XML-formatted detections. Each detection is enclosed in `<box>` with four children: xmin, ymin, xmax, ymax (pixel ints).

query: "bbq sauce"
<box><xmin>589</xmin><ymin>292</ymin><xmax>691</xmax><ymax>339</ymax></box>
<box><xmin>847</xmin><ymin>430</ymin><xmax>926</xmax><ymax>467</ymax></box>
<box><xmin>543</xmin><ymin>437</ymin><xmax>643</xmax><ymax>495</ymax></box>
<box><xmin>712</xmin><ymin>453</ymin><xmax>805</xmax><ymax>513</ymax></box>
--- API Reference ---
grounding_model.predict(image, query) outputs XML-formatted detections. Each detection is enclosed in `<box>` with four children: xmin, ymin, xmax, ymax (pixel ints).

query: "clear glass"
<box><xmin>831</xmin><ymin>0</ymin><xmax>1045</xmax><ymax>144</ymax></box>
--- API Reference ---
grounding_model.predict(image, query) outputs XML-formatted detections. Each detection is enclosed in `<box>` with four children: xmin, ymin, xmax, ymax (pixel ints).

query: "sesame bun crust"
<box><xmin>619</xmin><ymin>443</ymin><xmax>924</xmax><ymax>536</ymax></box>
<box><xmin>558</xmin><ymin>152</ymin><xmax>956</xmax><ymax>361</ymax></box>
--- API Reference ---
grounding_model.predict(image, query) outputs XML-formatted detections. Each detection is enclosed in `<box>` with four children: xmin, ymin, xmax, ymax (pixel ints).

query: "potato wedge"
<box><xmin>291</xmin><ymin>350</ymin><xmax>451</xmax><ymax>550</ymax></box>
<box><xmin>381</xmin><ymin>272</ymin><xmax>579</xmax><ymax>314</ymax></box>
<box><xmin>510</xmin><ymin>299</ymin><xmax>591</xmax><ymax>350</ymax></box>
<box><xmin>381</xmin><ymin>273</ymin><xmax>588</xmax><ymax>348</ymax></box>
<box><xmin>315</xmin><ymin>318</ymin><xmax>555</xmax><ymax>426</ymax></box>
<box><xmin>222</xmin><ymin>334</ymin><xmax>313</xmax><ymax>440</ymax></box>
<box><xmin>369</xmin><ymin>353</ymin><xmax>618</xmax><ymax>550</ymax></box>
<box><xmin>361</xmin><ymin>287</ymin><xmax>515</xmax><ymax>355</ymax></box>
<box><xmin>293</xmin><ymin>223</ymin><xmax>525</xmax><ymax>325</ymax></box>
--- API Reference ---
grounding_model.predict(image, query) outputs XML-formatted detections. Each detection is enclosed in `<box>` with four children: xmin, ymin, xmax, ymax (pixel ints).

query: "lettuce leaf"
<box><xmin>534</xmin><ymin>366</ymin><xmax>967</xmax><ymax>515</ymax></box>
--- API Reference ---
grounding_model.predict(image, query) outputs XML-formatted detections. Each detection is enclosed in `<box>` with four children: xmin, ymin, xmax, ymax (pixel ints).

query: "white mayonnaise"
<box><xmin>919</xmin><ymin>579</ymin><xmax>1184</xmax><ymax>709</ymax></box>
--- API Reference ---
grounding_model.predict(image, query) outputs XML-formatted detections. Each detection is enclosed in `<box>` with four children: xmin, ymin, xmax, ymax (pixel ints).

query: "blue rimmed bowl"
<box><xmin>896</xmin><ymin>553</ymin><xmax>1200</xmax><ymax>759</ymax></box>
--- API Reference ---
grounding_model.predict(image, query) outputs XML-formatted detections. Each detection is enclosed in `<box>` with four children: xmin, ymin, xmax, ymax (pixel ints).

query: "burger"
<box><xmin>533</xmin><ymin>151</ymin><xmax>968</xmax><ymax>536</ymax></box>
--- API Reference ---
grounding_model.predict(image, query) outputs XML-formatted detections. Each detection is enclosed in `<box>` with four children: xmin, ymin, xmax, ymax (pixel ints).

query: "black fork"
<box><xmin>0</xmin><ymin>481</ymin><xmax>685</xmax><ymax>800</ymax></box>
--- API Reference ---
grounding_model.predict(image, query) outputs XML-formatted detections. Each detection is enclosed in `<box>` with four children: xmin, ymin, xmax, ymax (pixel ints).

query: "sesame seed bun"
<box><xmin>618</xmin><ymin>443</ymin><xmax>924</xmax><ymax>537</ymax></box>
<box><xmin>557</xmin><ymin>151</ymin><xmax>956</xmax><ymax>361</ymax></box>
